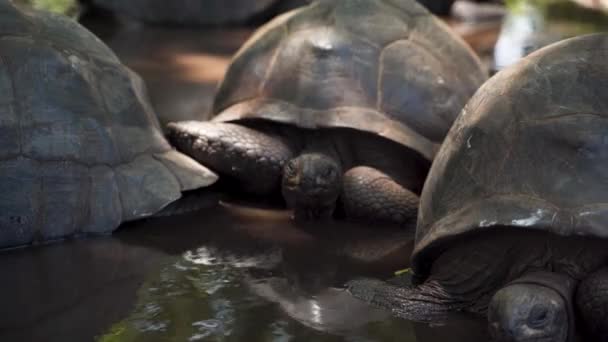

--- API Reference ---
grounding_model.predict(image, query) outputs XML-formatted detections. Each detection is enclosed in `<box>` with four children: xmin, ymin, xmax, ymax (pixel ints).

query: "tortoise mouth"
<box><xmin>282</xmin><ymin>174</ymin><xmax>339</xmax><ymax>195</ymax></box>
<box><xmin>281</xmin><ymin>152</ymin><xmax>343</xmax><ymax>209</ymax></box>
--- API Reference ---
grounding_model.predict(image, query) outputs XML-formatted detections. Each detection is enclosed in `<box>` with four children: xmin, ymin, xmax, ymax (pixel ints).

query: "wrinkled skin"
<box><xmin>348</xmin><ymin>229</ymin><xmax>608</xmax><ymax>341</ymax></box>
<box><xmin>575</xmin><ymin>268</ymin><xmax>608</xmax><ymax>342</ymax></box>
<box><xmin>349</xmin><ymin>270</ymin><xmax>577</xmax><ymax>342</ymax></box>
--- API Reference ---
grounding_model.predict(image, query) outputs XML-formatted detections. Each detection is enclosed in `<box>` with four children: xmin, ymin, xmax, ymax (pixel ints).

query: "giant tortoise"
<box><xmin>349</xmin><ymin>33</ymin><xmax>608</xmax><ymax>341</ymax></box>
<box><xmin>0</xmin><ymin>1</ymin><xmax>217</xmax><ymax>249</ymax></box>
<box><xmin>168</xmin><ymin>0</ymin><xmax>486</xmax><ymax>224</ymax></box>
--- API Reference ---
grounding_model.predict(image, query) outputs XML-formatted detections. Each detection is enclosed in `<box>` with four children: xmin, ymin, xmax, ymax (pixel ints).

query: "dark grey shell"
<box><xmin>211</xmin><ymin>0</ymin><xmax>486</xmax><ymax>161</ymax></box>
<box><xmin>0</xmin><ymin>2</ymin><xmax>217</xmax><ymax>248</ymax></box>
<box><xmin>89</xmin><ymin>0</ymin><xmax>279</xmax><ymax>26</ymax></box>
<box><xmin>413</xmin><ymin>33</ymin><xmax>608</xmax><ymax>277</ymax></box>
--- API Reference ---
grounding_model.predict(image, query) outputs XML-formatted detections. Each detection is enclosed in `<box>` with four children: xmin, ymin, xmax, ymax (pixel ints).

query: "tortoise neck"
<box><xmin>400</xmin><ymin>280</ymin><xmax>476</xmax><ymax>320</ymax></box>
<box><xmin>349</xmin><ymin>279</ymin><xmax>473</xmax><ymax>323</ymax></box>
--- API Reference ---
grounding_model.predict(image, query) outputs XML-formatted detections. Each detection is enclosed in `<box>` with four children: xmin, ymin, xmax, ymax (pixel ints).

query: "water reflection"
<box><xmin>0</xmin><ymin>202</ymin><xmax>491</xmax><ymax>342</ymax></box>
<box><xmin>244</xmin><ymin>276</ymin><xmax>392</xmax><ymax>335</ymax></box>
<box><xmin>0</xmin><ymin>236</ymin><xmax>168</xmax><ymax>342</ymax></box>
<box><xmin>0</xmin><ymin>206</ymin><xmax>411</xmax><ymax>342</ymax></box>
<box><xmin>104</xmin><ymin>204</ymin><xmax>493</xmax><ymax>341</ymax></box>
<box><xmin>97</xmin><ymin>204</ymin><xmax>418</xmax><ymax>341</ymax></box>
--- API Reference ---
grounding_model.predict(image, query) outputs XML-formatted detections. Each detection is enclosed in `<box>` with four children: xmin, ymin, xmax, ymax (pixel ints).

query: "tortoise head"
<box><xmin>281</xmin><ymin>153</ymin><xmax>342</xmax><ymax>221</ymax></box>
<box><xmin>488</xmin><ymin>272</ymin><xmax>574</xmax><ymax>342</ymax></box>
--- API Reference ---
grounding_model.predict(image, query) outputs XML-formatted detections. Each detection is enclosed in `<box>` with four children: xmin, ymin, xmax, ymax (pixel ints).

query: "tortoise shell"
<box><xmin>0</xmin><ymin>2</ymin><xmax>217</xmax><ymax>248</ymax></box>
<box><xmin>413</xmin><ymin>33</ymin><xmax>608</xmax><ymax>278</ymax></box>
<box><xmin>211</xmin><ymin>0</ymin><xmax>487</xmax><ymax>161</ymax></box>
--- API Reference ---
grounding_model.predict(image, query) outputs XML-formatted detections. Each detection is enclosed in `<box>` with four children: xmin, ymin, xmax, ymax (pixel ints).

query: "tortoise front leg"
<box><xmin>168</xmin><ymin>121</ymin><xmax>294</xmax><ymax>195</ymax></box>
<box><xmin>341</xmin><ymin>166</ymin><xmax>419</xmax><ymax>227</ymax></box>
<box><xmin>576</xmin><ymin>268</ymin><xmax>608</xmax><ymax>341</ymax></box>
<box><xmin>347</xmin><ymin>278</ymin><xmax>454</xmax><ymax>322</ymax></box>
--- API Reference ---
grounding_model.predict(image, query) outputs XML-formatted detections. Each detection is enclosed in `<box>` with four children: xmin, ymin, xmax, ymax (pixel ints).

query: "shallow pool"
<box><xmin>0</xmin><ymin>204</ymin><xmax>490</xmax><ymax>342</ymax></box>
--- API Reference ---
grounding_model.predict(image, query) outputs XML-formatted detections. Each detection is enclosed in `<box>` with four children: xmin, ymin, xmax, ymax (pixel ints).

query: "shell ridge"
<box><xmin>376</xmin><ymin>38</ymin><xmax>409</xmax><ymax>111</ymax></box>
<box><xmin>257</xmin><ymin>23</ymin><xmax>288</xmax><ymax>96</ymax></box>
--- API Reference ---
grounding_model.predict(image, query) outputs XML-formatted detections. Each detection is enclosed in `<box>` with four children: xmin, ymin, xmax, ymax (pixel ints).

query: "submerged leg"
<box><xmin>341</xmin><ymin>166</ymin><xmax>419</xmax><ymax>226</ymax></box>
<box><xmin>347</xmin><ymin>278</ymin><xmax>453</xmax><ymax>323</ymax></box>
<box><xmin>576</xmin><ymin>268</ymin><xmax>608</xmax><ymax>342</ymax></box>
<box><xmin>167</xmin><ymin>121</ymin><xmax>294</xmax><ymax>195</ymax></box>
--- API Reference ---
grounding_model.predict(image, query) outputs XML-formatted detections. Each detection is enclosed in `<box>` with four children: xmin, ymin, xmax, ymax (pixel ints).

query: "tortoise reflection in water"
<box><xmin>169</xmin><ymin>0</ymin><xmax>486</xmax><ymax>225</ymax></box>
<box><xmin>349</xmin><ymin>34</ymin><xmax>608</xmax><ymax>342</ymax></box>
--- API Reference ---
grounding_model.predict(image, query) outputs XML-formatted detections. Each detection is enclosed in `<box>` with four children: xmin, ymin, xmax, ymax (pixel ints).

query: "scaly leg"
<box><xmin>577</xmin><ymin>268</ymin><xmax>608</xmax><ymax>342</ymax></box>
<box><xmin>168</xmin><ymin>121</ymin><xmax>294</xmax><ymax>195</ymax></box>
<box><xmin>341</xmin><ymin>166</ymin><xmax>419</xmax><ymax>226</ymax></box>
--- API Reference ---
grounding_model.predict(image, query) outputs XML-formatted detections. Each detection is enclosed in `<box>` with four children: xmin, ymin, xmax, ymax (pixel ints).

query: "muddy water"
<box><xmin>0</xmin><ymin>203</ymin><xmax>490</xmax><ymax>342</ymax></box>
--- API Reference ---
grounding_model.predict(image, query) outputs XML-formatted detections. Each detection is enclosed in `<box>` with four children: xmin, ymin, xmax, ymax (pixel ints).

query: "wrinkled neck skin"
<box><xmin>348</xmin><ymin>235</ymin><xmax>513</xmax><ymax>324</ymax></box>
<box><xmin>422</xmin><ymin>231</ymin><xmax>608</xmax><ymax>316</ymax></box>
<box><xmin>350</xmin><ymin>230</ymin><xmax>608</xmax><ymax>329</ymax></box>
<box><xmin>348</xmin><ymin>277</ymin><xmax>469</xmax><ymax>324</ymax></box>
<box><xmin>281</xmin><ymin>131</ymin><xmax>347</xmax><ymax>220</ymax></box>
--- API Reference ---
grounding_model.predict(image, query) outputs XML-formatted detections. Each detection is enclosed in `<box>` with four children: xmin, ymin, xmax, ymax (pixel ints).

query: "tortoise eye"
<box><xmin>528</xmin><ymin>305</ymin><xmax>549</xmax><ymax>328</ymax></box>
<box><xmin>285</xmin><ymin>160</ymin><xmax>298</xmax><ymax>176</ymax></box>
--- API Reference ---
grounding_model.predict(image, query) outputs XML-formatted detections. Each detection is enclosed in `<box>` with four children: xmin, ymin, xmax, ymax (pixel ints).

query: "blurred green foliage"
<box><xmin>14</xmin><ymin>0</ymin><xmax>78</xmax><ymax>16</ymax></box>
<box><xmin>506</xmin><ymin>0</ymin><xmax>608</xmax><ymax>34</ymax></box>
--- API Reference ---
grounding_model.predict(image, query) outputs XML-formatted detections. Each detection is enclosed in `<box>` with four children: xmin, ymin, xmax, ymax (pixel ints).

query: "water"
<box><xmin>0</xmin><ymin>204</ymin><xmax>489</xmax><ymax>342</ymax></box>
